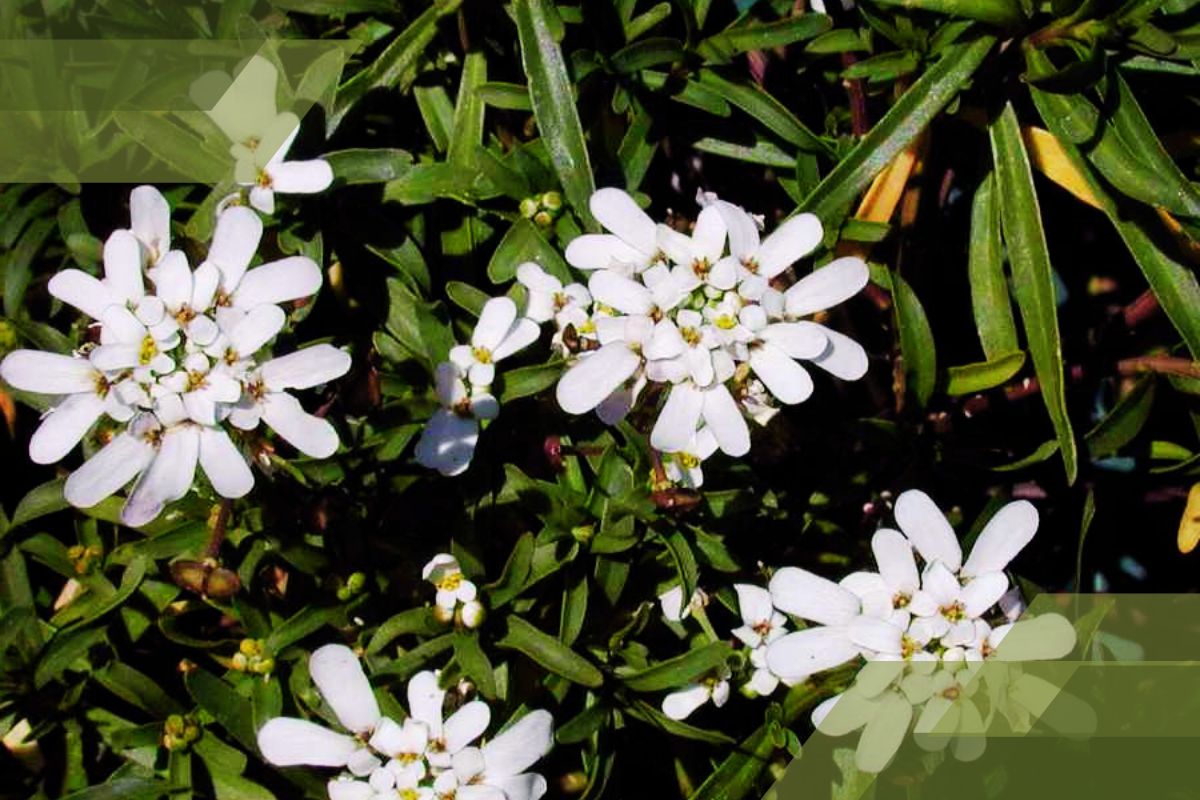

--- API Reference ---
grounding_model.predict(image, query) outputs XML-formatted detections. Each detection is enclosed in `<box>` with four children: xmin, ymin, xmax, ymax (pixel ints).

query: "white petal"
<box><xmin>707</xmin><ymin>256</ymin><xmax>739</xmax><ymax>291</ymax></box>
<box><xmin>0</xmin><ymin>351</ymin><xmax>97</xmax><ymax>394</ymax></box>
<box><xmin>590</xmin><ymin>188</ymin><xmax>656</xmax><ymax>255</ymax></box>
<box><xmin>555</xmin><ymin>343</ymin><xmax>640</xmax><ymax>414</ymax></box>
<box><xmin>921</xmin><ymin>562</ymin><xmax>962</xmax><ymax>608</ymax></box>
<box><xmin>261</xmin><ymin>391</ymin><xmax>339</xmax><ymax>457</ymax></box>
<box><xmin>192</xmin><ymin>262</ymin><xmax>220</xmax><ymax>311</ymax></box>
<box><xmin>650</xmin><ymin>383</ymin><xmax>704</xmax><ymax>453</ymax></box>
<box><xmin>588</xmin><ymin>271</ymin><xmax>653</xmax><ymax>315</ymax></box>
<box><xmin>406</xmin><ymin>670</ymin><xmax>446</xmax><ymax>737</ymax></box>
<box><xmin>309</xmin><ymin>644</ymin><xmax>380</xmax><ymax>734</ymax></box>
<box><xmin>765</xmin><ymin>628</ymin><xmax>859</xmax><ymax>682</ymax></box>
<box><xmin>894</xmin><ymin>490</ymin><xmax>962</xmax><ymax>571</ymax></box>
<box><xmin>103</xmin><ymin>230</ymin><xmax>145</xmax><ymax>302</ymax></box>
<box><xmin>261</xmin><ymin>344</ymin><xmax>351</xmax><ymax>391</ymax></box>
<box><xmin>784</xmin><ymin>256</ymin><xmax>869</xmax><ymax>316</ymax></box>
<box><xmin>960</xmin><ymin>572</ymin><xmax>1009</xmax><ymax>619</ymax></box>
<box><xmin>809</xmin><ymin>325</ymin><xmax>869</xmax><ymax>380</ymax></box>
<box><xmin>153</xmin><ymin>250</ymin><xmax>193</xmax><ymax>311</ymax></box>
<box><xmin>872</xmin><ymin>528</ymin><xmax>919</xmax><ymax>595</ymax></box>
<box><xmin>749</xmin><ymin>344</ymin><xmax>813</xmax><ymax>405</ymax></box>
<box><xmin>756</xmin><ymin>213</ymin><xmax>822</xmax><ymax>278</ymax></box>
<box><xmin>847</xmin><ymin>617</ymin><xmax>903</xmax><ymax>655</ymax></box>
<box><xmin>855</xmin><ymin>693</ymin><xmax>912</xmax><ymax>773</ymax></box>
<box><xmin>457</xmin><ymin>786</ymin><xmax>506</xmax><ymax>800</ymax></box>
<box><xmin>813</xmin><ymin>693</ymin><xmax>880</xmax><ymax>736</ymax></box>
<box><xmin>270</xmin><ymin>159</ymin><xmax>334</xmax><ymax>194</ymax></box>
<box><xmin>644</xmin><ymin>320</ymin><xmax>685</xmax><ymax>361</ymax></box>
<box><xmin>233</xmin><ymin>257</ymin><xmax>322</xmax><ymax>309</ymax></box>
<box><xmin>987</xmin><ymin>613</ymin><xmax>1076</xmax><ymax>661</ymax></box>
<box><xmin>100</xmin><ymin>304</ymin><xmax>146</xmax><ymax>345</ymax></box>
<box><xmin>256</xmin><ymin>717</ymin><xmax>358</xmax><ymax>767</ymax></box>
<box><xmin>701</xmin><ymin>385</ymin><xmax>749</xmax><ymax>456</ymax></box>
<box><xmin>493</xmin><ymin>319</ymin><xmax>540</xmax><ymax>362</ymax></box>
<box><xmin>711</xmin><ymin>200</ymin><xmax>760</xmax><ymax>259</ymax></box>
<box><xmin>564</xmin><ymin>234</ymin><xmax>645</xmax><ymax>271</ymax></box>
<box><xmin>30</xmin><ymin>393</ymin><xmax>105</xmax><ymax>464</ymax></box>
<box><xmin>228</xmin><ymin>304</ymin><xmax>286</xmax><ymax>357</ymax></box>
<box><xmin>769</xmin><ymin>567</ymin><xmax>860</xmax><ymax>625</ymax></box>
<box><xmin>474</xmin><ymin>297</ymin><xmax>519</xmax><ymax>352</ymax></box>
<box><xmin>691</xmin><ymin>205</ymin><xmax>727</xmax><ymax>262</ymax></box>
<box><xmin>953</xmin><ymin>701</ymin><xmax>987</xmax><ymax>761</ymax></box>
<box><xmin>63</xmin><ymin>428</ymin><xmax>155</xmax><ymax>508</ymax></box>
<box><xmin>516</xmin><ymin>262</ymin><xmax>560</xmax><ymax>292</ymax></box>
<box><xmin>734</xmin><ymin>583</ymin><xmax>774</xmax><ymax>626</ymax></box>
<box><xmin>415</xmin><ymin>408</ymin><xmax>478</xmax><ymax>476</ymax></box>
<box><xmin>129</xmin><ymin>186</ymin><xmax>171</xmax><ymax>260</ymax></box>
<box><xmin>961</xmin><ymin>500</ymin><xmax>1039</xmax><ymax>578</ymax></box>
<box><xmin>661</xmin><ymin>684</ymin><xmax>710</xmax><ymax>721</ymax></box>
<box><xmin>199</xmin><ymin>427</ymin><xmax>254</xmax><ymax>498</ymax></box>
<box><xmin>491</xmin><ymin>774</ymin><xmax>547</xmax><ymax>800</ymax></box>
<box><xmin>760</xmin><ymin>321</ymin><xmax>827</xmax><ymax>360</ymax></box>
<box><xmin>480</xmin><ymin>710</ymin><xmax>553</xmax><ymax>779</ymax></box>
<box><xmin>47</xmin><ymin>270</ymin><xmax>119</xmax><ymax>320</ymax></box>
<box><xmin>659</xmin><ymin>585</ymin><xmax>686</xmax><ymax>621</ymax></box>
<box><xmin>327</xmin><ymin>778</ymin><xmax>373</xmax><ymax>800</ymax></box>
<box><xmin>445</xmin><ymin>701</ymin><xmax>491</xmax><ymax>754</ymax></box>
<box><xmin>122</xmin><ymin>426</ymin><xmax>200</xmax><ymax>527</ymax></box>
<box><xmin>209</xmin><ymin>206</ymin><xmax>263</xmax><ymax>289</ymax></box>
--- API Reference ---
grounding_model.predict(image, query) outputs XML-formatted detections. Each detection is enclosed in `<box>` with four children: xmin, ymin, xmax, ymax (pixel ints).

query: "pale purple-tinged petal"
<box><xmin>199</xmin><ymin>427</ymin><xmax>254</xmax><ymax>499</ymax></box>
<box><xmin>856</xmin><ymin>693</ymin><xmax>912</xmax><ymax>773</ymax></box>
<box><xmin>784</xmin><ymin>256</ymin><xmax>869</xmax><ymax>316</ymax></box>
<box><xmin>491</xmin><ymin>774</ymin><xmax>547</xmax><ymax>800</ymax></box>
<box><xmin>760</xmin><ymin>321</ymin><xmax>827</xmax><ymax>360</ymax></box>
<box><xmin>588</xmin><ymin>270</ymin><xmax>653</xmax><ymax>315</ymax></box>
<box><xmin>261</xmin><ymin>344</ymin><xmax>351</xmax><ymax>391</ymax></box>
<box><xmin>309</xmin><ymin>644</ymin><xmax>380</xmax><ymax>734</ymax></box>
<box><xmin>0</xmin><ymin>351</ymin><xmax>97</xmax><ymax>395</ymax></box>
<box><xmin>261</xmin><ymin>391</ymin><xmax>339</xmax><ymax>457</ymax></box>
<box><xmin>327</xmin><ymin>777</ymin><xmax>373</xmax><ymax>800</ymax></box>
<box><xmin>960</xmin><ymin>572</ymin><xmax>1009</xmax><ymax>618</ymax></box>
<box><xmin>474</xmin><ymin>297</ymin><xmax>519</xmax><ymax>352</ymax></box>
<box><xmin>122</xmin><ymin>426</ymin><xmax>200</xmax><ymax>526</ymax></box>
<box><xmin>590</xmin><ymin>188</ymin><xmax>656</xmax><ymax>255</ymax></box>
<box><xmin>921</xmin><ymin>561</ymin><xmax>962</xmax><ymax>608</ymax></box>
<box><xmin>770</xmin><ymin>567</ymin><xmax>859</xmax><ymax>625</ymax></box>
<box><xmin>481</xmin><ymin>710</ymin><xmax>553</xmax><ymax>778</ymax></box>
<box><xmin>756</xmin><ymin>213</ymin><xmax>822</xmax><ymax>278</ymax></box>
<box><xmin>47</xmin><ymin>269</ymin><xmax>119</xmax><ymax>320</ymax></box>
<box><xmin>848</xmin><ymin>617</ymin><xmax>904</xmax><ymax>655</ymax></box>
<box><xmin>249</xmin><ymin>186</ymin><xmax>275</xmax><ymax>215</ymax></box>
<box><xmin>644</xmin><ymin>319</ymin><xmax>686</xmax><ymax>361</ymax></box>
<box><xmin>30</xmin><ymin>393</ymin><xmax>105</xmax><ymax>464</ymax></box>
<box><xmin>556</xmin><ymin>344</ymin><xmax>640</xmax><ymax>415</ymax></box>
<box><xmin>701</xmin><ymin>384</ymin><xmax>749</xmax><ymax>456</ymax></box>
<box><xmin>270</xmin><ymin>159</ymin><xmax>333</xmax><ymax>194</ymax></box>
<box><xmin>809</xmin><ymin>325</ymin><xmax>869</xmax><ymax>380</ymax></box>
<box><xmin>961</xmin><ymin>500</ymin><xmax>1039</xmax><ymax>578</ymax></box>
<box><xmin>256</xmin><ymin>717</ymin><xmax>358</xmax><ymax>767</ymax></box>
<box><xmin>711</xmin><ymin>200</ymin><xmax>760</xmax><ymax>259</ymax></box>
<box><xmin>153</xmin><ymin>250</ymin><xmax>193</xmax><ymax>311</ymax></box>
<box><xmin>406</xmin><ymin>670</ymin><xmax>446</xmax><ymax>737</ymax></box>
<box><xmin>415</xmin><ymin>408</ymin><xmax>478</xmax><ymax>476</ymax></box>
<box><xmin>64</xmin><ymin>429</ymin><xmax>155</xmax><ymax>508</ymax></box>
<box><xmin>707</xmin><ymin>256</ymin><xmax>739</xmax><ymax>290</ymax></box>
<box><xmin>492</xmin><ymin>319</ymin><xmax>540</xmax><ymax>362</ymax></box>
<box><xmin>650</xmin><ymin>382</ymin><xmax>704</xmax><ymax>453</ymax></box>
<box><xmin>734</xmin><ymin>583</ymin><xmax>774</xmax><ymax>626</ymax></box>
<box><xmin>894</xmin><ymin>490</ymin><xmax>962</xmax><ymax>571</ymax></box>
<box><xmin>233</xmin><ymin>257</ymin><xmax>322</xmax><ymax>309</ymax></box>
<box><xmin>691</xmin><ymin>205</ymin><xmax>727</xmax><ymax>263</ymax></box>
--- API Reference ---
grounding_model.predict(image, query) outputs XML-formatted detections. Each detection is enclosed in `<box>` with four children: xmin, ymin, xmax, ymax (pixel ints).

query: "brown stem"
<box><xmin>204</xmin><ymin>499</ymin><xmax>234</xmax><ymax>560</ymax></box>
<box><xmin>841</xmin><ymin>53</ymin><xmax>869</xmax><ymax>136</ymax></box>
<box><xmin>1117</xmin><ymin>356</ymin><xmax>1200</xmax><ymax>380</ymax></box>
<box><xmin>1122</xmin><ymin>289</ymin><xmax>1161</xmax><ymax>329</ymax></box>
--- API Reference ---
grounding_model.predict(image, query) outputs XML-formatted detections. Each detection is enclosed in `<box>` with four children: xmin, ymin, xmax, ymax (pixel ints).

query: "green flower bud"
<box><xmin>540</xmin><ymin>191</ymin><xmax>563</xmax><ymax>213</ymax></box>
<box><xmin>519</xmin><ymin>197</ymin><xmax>539</xmax><ymax>218</ymax></box>
<box><xmin>533</xmin><ymin>210</ymin><xmax>553</xmax><ymax>228</ymax></box>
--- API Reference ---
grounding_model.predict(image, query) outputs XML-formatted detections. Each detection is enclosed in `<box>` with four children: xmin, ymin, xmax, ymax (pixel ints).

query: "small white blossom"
<box><xmin>421</xmin><ymin>554</ymin><xmax>477</xmax><ymax>612</ymax></box>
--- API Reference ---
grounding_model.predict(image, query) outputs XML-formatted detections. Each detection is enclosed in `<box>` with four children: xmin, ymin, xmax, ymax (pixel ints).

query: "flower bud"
<box><xmin>459</xmin><ymin>599</ymin><xmax>486</xmax><ymax>629</ymax></box>
<box><xmin>433</xmin><ymin>603</ymin><xmax>456</xmax><ymax>625</ymax></box>
<box><xmin>519</xmin><ymin>197</ymin><xmax>539</xmax><ymax>218</ymax></box>
<box><xmin>570</xmin><ymin>524</ymin><xmax>594</xmax><ymax>544</ymax></box>
<box><xmin>540</xmin><ymin>191</ymin><xmax>563</xmax><ymax>213</ymax></box>
<box><xmin>533</xmin><ymin>210</ymin><xmax>553</xmax><ymax>228</ymax></box>
<box><xmin>346</xmin><ymin>571</ymin><xmax>367</xmax><ymax>593</ymax></box>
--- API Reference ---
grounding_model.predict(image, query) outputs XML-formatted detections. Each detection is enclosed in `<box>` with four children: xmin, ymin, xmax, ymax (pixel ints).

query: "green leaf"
<box><xmin>11</xmin><ymin>478</ymin><xmax>68</xmax><ymax>529</ymax></box>
<box><xmin>447</xmin><ymin>51</ymin><xmax>488</xmax><ymax>171</ymax></box>
<box><xmin>660</xmin><ymin>531</ymin><xmax>699</xmax><ymax>607</ymax></box>
<box><xmin>4</xmin><ymin>217</ymin><xmax>53</xmax><ymax>317</ymax></box>
<box><xmin>892</xmin><ymin>271</ymin><xmax>937</xmax><ymax>407</ymax></box>
<box><xmin>698</xmin><ymin>14</ymin><xmax>832</xmax><ymax>63</ymax></box>
<box><xmin>487</xmin><ymin>531</ymin><xmax>535</xmax><ymax>607</ymax></box>
<box><xmin>610</xmin><ymin>37</ymin><xmax>686</xmax><ymax>73</ymax></box>
<box><xmin>806</xmin><ymin>28</ymin><xmax>870</xmax><ymax>54</ymax></box>
<box><xmin>446</xmin><ymin>280</ymin><xmax>490</xmax><ymax>317</ymax></box>
<box><xmin>514</xmin><ymin>0</ymin><xmax>598</xmax><ymax>229</ymax></box>
<box><xmin>34</xmin><ymin>626</ymin><xmax>107</xmax><ymax>688</ymax></box>
<box><xmin>500</xmin><ymin>360</ymin><xmax>564</xmax><ymax>403</ymax></box>
<box><xmin>618</xmin><ymin>641</ymin><xmax>732</xmax><ymax>691</ymax></box>
<box><xmin>185</xmin><ymin>669</ymin><xmax>258</xmax><ymax>752</ymax></box>
<box><xmin>624</xmin><ymin>700</ymin><xmax>735</xmax><ymax>744</ymax></box>
<box><xmin>559</xmin><ymin>572</ymin><xmax>588</xmax><ymax>646</ymax></box>
<box><xmin>487</xmin><ymin>219</ymin><xmax>570</xmax><ymax>284</ymax></box>
<box><xmin>477</xmin><ymin>82</ymin><xmax>533</xmax><ymax>111</ymax></box>
<box><xmin>414</xmin><ymin>86</ymin><xmax>455</xmax><ymax>152</ymax></box>
<box><xmin>453</xmin><ymin>631</ymin><xmax>499</xmax><ymax>699</ymax></box>
<box><xmin>325</xmin><ymin>148</ymin><xmax>413</xmax><ymax>184</ymax></box>
<box><xmin>268</xmin><ymin>0</ymin><xmax>392</xmax><ymax>12</ymax></box>
<box><xmin>842</xmin><ymin>50</ymin><xmax>922</xmax><ymax>84</ymax></box>
<box><xmin>384</xmin><ymin>277</ymin><xmax>455</xmax><ymax>370</ymax></box>
<box><xmin>497</xmin><ymin>615</ymin><xmax>604</xmax><ymax>687</ymax></box>
<box><xmin>94</xmin><ymin>661</ymin><xmax>182</xmax><ymax>717</ymax></box>
<box><xmin>697</xmin><ymin>70</ymin><xmax>834</xmax><ymax>158</ymax></box>
<box><xmin>373</xmin><ymin>634</ymin><xmax>455</xmax><ymax>679</ymax></box>
<box><xmin>264</xmin><ymin>605</ymin><xmax>344</xmax><ymax>653</ymax></box>
<box><xmin>990</xmin><ymin>101</ymin><xmax>1078</xmax><ymax>484</ymax></box>
<box><xmin>692</xmin><ymin>136</ymin><xmax>796</xmax><ymax>168</ymax></box>
<box><xmin>330</xmin><ymin>0</ymin><xmax>463</xmax><ymax>133</ymax></box>
<box><xmin>968</xmin><ymin>171</ymin><xmax>1019</xmax><ymax>359</ymax></box>
<box><xmin>993</xmin><ymin>439</ymin><xmax>1060</xmax><ymax>471</ymax></box>
<box><xmin>556</xmin><ymin>701</ymin><xmax>608</xmax><ymax>744</ymax></box>
<box><xmin>113</xmin><ymin>112</ymin><xmax>228</xmax><ymax>183</ymax></box>
<box><xmin>367</xmin><ymin>608</ymin><xmax>443</xmax><ymax>655</ymax></box>
<box><xmin>944</xmin><ymin>350</ymin><xmax>1026</xmax><ymax>395</ymax></box>
<box><xmin>1086</xmin><ymin>377</ymin><xmax>1156</xmax><ymax>458</ymax></box>
<box><xmin>60</xmin><ymin>779</ymin><xmax>175</xmax><ymax>800</ymax></box>
<box><xmin>870</xmin><ymin>0</ymin><xmax>1023</xmax><ymax>25</ymax></box>
<box><xmin>802</xmin><ymin>32</ymin><xmax>996</xmax><ymax>232</ymax></box>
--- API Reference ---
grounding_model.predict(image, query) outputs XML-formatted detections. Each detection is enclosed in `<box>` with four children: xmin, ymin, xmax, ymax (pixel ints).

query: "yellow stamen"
<box><xmin>472</xmin><ymin>347</ymin><xmax>493</xmax><ymax>364</ymax></box>
<box><xmin>138</xmin><ymin>335</ymin><xmax>158</xmax><ymax>366</ymax></box>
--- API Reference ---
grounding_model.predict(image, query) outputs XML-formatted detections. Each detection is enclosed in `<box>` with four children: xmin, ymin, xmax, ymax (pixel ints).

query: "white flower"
<box><xmin>449</xmin><ymin>710</ymin><xmax>554</xmax><ymax>800</ymax></box>
<box><xmin>516</xmin><ymin>261</ymin><xmax>591</xmax><ymax>326</ymax></box>
<box><xmin>0</xmin><ymin>351</ymin><xmax>134</xmax><ymax>464</ymax></box>
<box><xmin>738</xmin><ymin>304</ymin><xmax>828</xmax><ymax>405</ymax></box>
<box><xmin>242</xmin><ymin>123</ymin><xmax>334</xmax><ymax>215</ymax></box>
<box><xmin>564</xmin><ymin>188</ymin><xmax>661</xmax><ymax>274</ymax></box>
<box><xmin>765</xmin><ymin>567</ymin><xmax>904</xmax><ymax>684</ymax></box>
<box><xmin>661</xmin><ymin>427</ymin><xmax>719</xmax><ymax>488</ymax></box>
<box><xmin>227</xmin><ymin>344</ymin><xmax>352</xmax><ymax>458</ymax></box>
<box><xmin>839</xmin><ymin>528</ymin><xmax>921</xmax><ymax>628</ymax></box>
<box><xmin>257</xmin><ymin>644</ymin><xmax>383</xmax><ymax>775</ymax></box>
<box><xmin>810</xmin><ymin>661</ymin><xmax>914</xmax><ymax>773</ymax></box>
<box><xmin>733</xmin><ymin>584</ymin><xmax>788</xmax><ymax>697</ymax></box>
<box><xmin>374</xmin><ymin>671</ymin><xmax>490</xmax><ymax>771</ymax></box>
<box><xmin>662</xmin><ymin>666</ymin><xmax>731</xmax><ymax>720</ymax></box>
<box><xmin>780</xmin><ymin>257</ymin><xmax>871</xmax><ymax>381</ymax></box>
<box><xmin>659</xmin><ymin>584</ymin><xmax>705</xmax><ymax>622</ymax></box>
<box><xmin>449</xmin><ymin>297</ymin><xmax>540</xmax><ymax>388</ymax></box>
<box><xmin>657</xmin><ymin>205</ymin><xmax>727</xmax><ymax>292</ymax></box>
<box><xmin>556</xmin><ymin>315</ymin><xmax>653</xmax><ymax>415</ymax></box>
<box><xmin>709</xmin><ymin>201</ymin><xmax>823</xmax><ymax>296</ymax></box>
<box><xmin>415</xmin><ymin>361</ymin><xmax>499</xmax><ymax>477</ymax></box>
<box><xmin>648</xmin><ymin>361</ymin><xmax>749</xmax><ymax>457</ymax></box>
<box><xmin>421</xmin><ymin>554</ymin><xmax>477</xmax><ymax>611</ymax></box>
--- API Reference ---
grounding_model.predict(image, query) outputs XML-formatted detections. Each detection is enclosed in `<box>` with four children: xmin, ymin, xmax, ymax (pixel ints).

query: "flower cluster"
<box><xmin>257</xmin><ymin>644</ymin><xmax>554</xmax><ymax>800</ymax></box>
<box><xmin>413</xmin><ymin>187</ymin><xmax>870</xmax><ymax>483</ymax></box>
<box><xmin>659</xmin><ymin>490</ymin><xmax>1075</xmax><ymax>771</ymax></box>
<box><xmin>0</xmin><ymin>188</ymin><xmax>349</xmax><ymax>526</ymax></box>
<box><xmin>423</xmin><ymin>553</ymin><xmax>485</xmax><ymax>628</ymax></box>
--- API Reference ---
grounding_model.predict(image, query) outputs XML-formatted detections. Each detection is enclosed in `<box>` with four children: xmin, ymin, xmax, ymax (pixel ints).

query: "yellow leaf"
<box><xmin>1022</xmin><ymin>126</ymin><xmax>1103</xmax><ymax>210</ymax></box>
<box><xmin>1178</xmin><ymin>483</ymin><xmax>1200</xmax><ymax>554</ymax></box>
<box><xmin>854</xmin><ymin>143</ymin><xmax>918</xmax><ymax>224</ymax></box>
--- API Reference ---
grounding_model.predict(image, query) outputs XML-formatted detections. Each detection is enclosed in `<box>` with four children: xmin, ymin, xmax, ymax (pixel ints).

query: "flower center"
<box><xmin>940</xmin><ymin>601</ymin><xmax>966</xmax><ymax>622</ymax></box>
<box><xmin>437</xmin><ymin>573</ymin><xmax>462</xmax><ymax>592</ymax></box>
<box><xmin>692</xmin><ymin>258</ymin><xmax>711</xmax><ymax>279</ymax></box>
<box><xmin>752</xmin><ymin>620</ymin><xmax>773</xmax><ymax>637</ymax></box>
<box><xmin>677</xmin><ymin>452</ymin><xmax>701</xmax><ymax>469</ymax></box>
<box><xmin>224</xmin><ymin>348</ymin><xmax>240</xmax><ymax>366</ymax></box>
<box><xmin>741</xmin><ymin>257</ymin><xmax>759</xmax><ymax>274</ymax></box>
<box><xmin>553</xmin><ymin>292</ymin><xmax>569</xmax><ymax>310</ymax></box>
<box><xmin>681</xmin><ymin>326</ymin><xmax>702</xmax><ymax>346</ymax></box>
<box><xmin>893</xmin><ymin>592</ymin><xmax>911</xmax><ymax>609</ymax></box>
<box><xmin>93</xmin><ymin>373</ymin><xmax>110</xmax><ymax>397</ymax></box>
<box><xmin>900</xmin><ymin>634</ymin><xmax>920</xmax><ymax>659</ymax></box>
<box><xmin>714</xmin><ymin>314</ymin><xmax>736</xmax><ymax>330</ymax></box>
<box><xmin>399</xmin><ymin>790</ymin><xmax>420</xmax><ymax>800</ymax></box>
<box><xmin>256</xmin><ymin>169</ymin><xmax>273</xmax><ymax>189</ymax></box>
<box><xmin>138</xmin><ymin>335</ymin><xmax>158</xmax><ymax>366</ymax></box>
<box><xmin>472</xmin><ymin>347</ymin><xmax>493</xmax><ymax>364</ymax></box>
<box><xmin>185</xmin><ymin>370</ymin><xmax>208</xmax><ymax>392</ymax></box>
<box><xmin>451</xmin><ymin>398</ymin><xmax>474</xmax><ymax>418</ymax></box>
<box><xmin>942</xmin><ymin>686</ymin><xmax>961</xmax><ymax>701</ymax></box>
<box><xmin>248</xmin><ymin>379</ymin><xmax>267</xmax><ymax>401</ymax></box>
<box><xmin>396</xmin><ymin>751</ymin><xmax>421</xmax><ymax>765</ymax></box>
<box><xmin>175</xmin><ymin>305</ymin><xmax>195</xmax><ymax>325</ymax></box>
<box><xmin>215</xmin><ymin>288</ymin><xmax>232</xmax><ymax>308</ymax></box>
